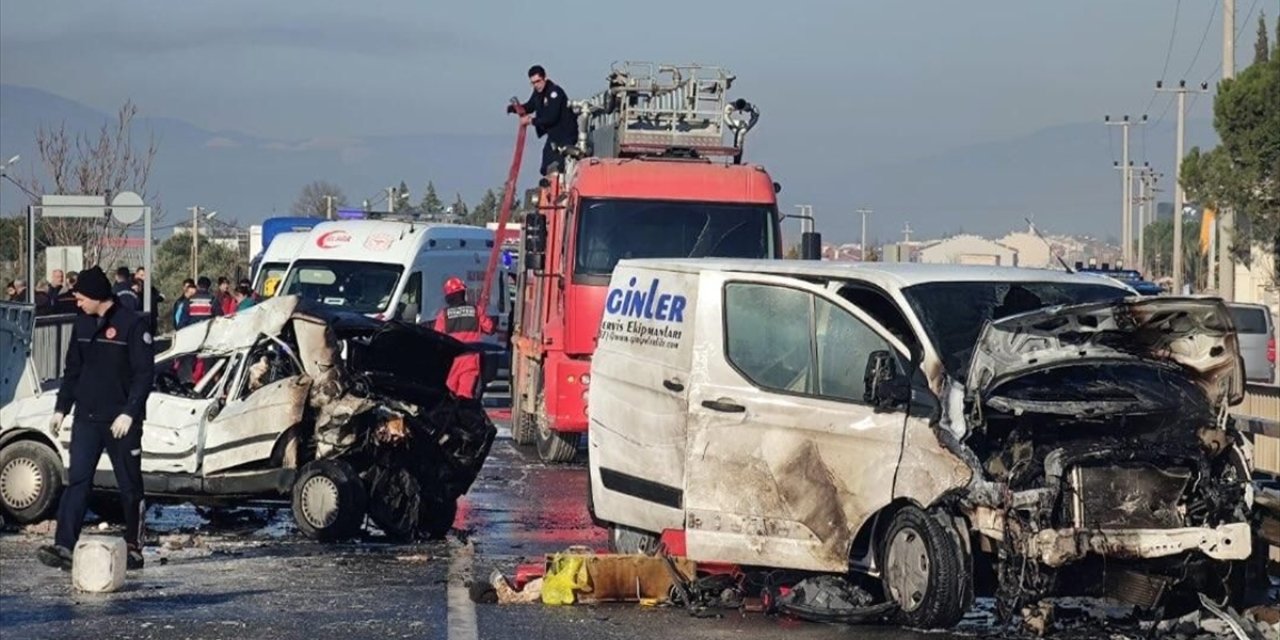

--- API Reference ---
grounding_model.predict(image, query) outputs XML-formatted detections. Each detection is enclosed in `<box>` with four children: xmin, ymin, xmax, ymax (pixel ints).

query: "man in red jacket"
<box><xmin>432</xmin><ymin>277</ymin><xmax>494</xmax><ymax>399</ymax></box>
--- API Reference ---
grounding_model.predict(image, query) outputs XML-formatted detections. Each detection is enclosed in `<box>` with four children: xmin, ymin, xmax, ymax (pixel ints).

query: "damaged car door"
<box><xmin>201</xmin><ymin>344</ymin><xmax>310</xmax><ymax>476</ymax></box>
<box><xmin>683</xmin><ymin>273</ymin><xmax>970</xmax><ymax>573</ymax></box>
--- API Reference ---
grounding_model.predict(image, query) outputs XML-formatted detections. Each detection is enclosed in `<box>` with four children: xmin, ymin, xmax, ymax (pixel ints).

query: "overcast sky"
<box><xmin>2</xmin><ymin>0</ymin><xmax>1263</xmax><ymax>154</ymax></box>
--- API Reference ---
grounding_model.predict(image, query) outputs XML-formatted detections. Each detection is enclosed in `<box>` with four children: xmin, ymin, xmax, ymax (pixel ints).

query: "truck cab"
<box><xmin>510</xmin><ymin>62</ymin><xmax>784</xmax><ymax>463</ymax></box>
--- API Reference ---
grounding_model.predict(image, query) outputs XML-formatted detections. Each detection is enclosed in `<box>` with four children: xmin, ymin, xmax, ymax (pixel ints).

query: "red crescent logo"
<box><xmin>316</xmin><ymin>230</ymin><xmax>352</xmax><ymax>249</ymax></box>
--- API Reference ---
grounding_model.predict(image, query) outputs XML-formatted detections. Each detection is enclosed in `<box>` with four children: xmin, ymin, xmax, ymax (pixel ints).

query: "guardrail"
<box><xmin>1236</xmin><ymin>383</ymin><xmax>1280</xmax><ymax>476</ymax></box>
<box><xmin>31</xmin><ymin>313</ymin><xmax>76</xmax><ymax>383</ymax></box>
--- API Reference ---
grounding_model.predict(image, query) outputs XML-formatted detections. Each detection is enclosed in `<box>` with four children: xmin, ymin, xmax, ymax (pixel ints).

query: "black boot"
<box><xmin>37</xmin><ymin>544</ymin><xmax>73</xmax><ymax>570</ymax></box>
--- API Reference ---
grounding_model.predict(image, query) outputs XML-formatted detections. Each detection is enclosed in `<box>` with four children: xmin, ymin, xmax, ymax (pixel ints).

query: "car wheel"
<box><xmin>536</xmin><ymin>423</ymin><xmax>578</xmax><ymax>463</ymax></box>
<box><xmin>608</xmin><ymin>524</ymin><xmax>660</xmax><ymax>555</ymax></box>
<box><xmin>417</xmin><ymin>496</ymin><xmax>458</xmax><ymax>540</ymax></box>
<box><xmin>0</xmin><ymin>440</ymin><xmax>63</xmax><ymax>524</ymax></box>
<box><xmin>879</xmin><ymin>506</ymin><xmax>971</xmax><ymax>629</ymax></box>
<box><xmin>291</xmin><ymin>459</ymin><xmax>366</xmax><ymax>541</ymax></box>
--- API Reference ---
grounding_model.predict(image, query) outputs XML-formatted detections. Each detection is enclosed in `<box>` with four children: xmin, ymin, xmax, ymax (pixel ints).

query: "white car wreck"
<box><xmin>586</xmin><ymin>259</ymin><xmax>1262</xmax><ymax>628</ymax></box>
<box><xmin>0</xmin><ymin>295</ymin><xmax>496</xmax><ymax>541</ymax></box>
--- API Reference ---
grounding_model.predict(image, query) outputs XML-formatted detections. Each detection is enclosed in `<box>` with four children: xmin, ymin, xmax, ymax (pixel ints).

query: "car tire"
<box><xmin>292</xmin><ymin>459</ymin><xmax>367</xmax><ymax>541</ymax></box>
<box><xmin>536</xmin><ymin>423</ymin><xmax>578</xmax><ymax>463</ymax></box>
<box><xmin>417</xmin><ymin>496</ymin><xmax>458</xmax><ymax>540</ymax></box>
<box><xmin>0</xmin><ymin>440</ymin><xmax>64</xmax><ymax>524</ymax></box>
<box><xmin>879</xmin><ymin>506</ymin><xmax>971</xmax><ymax>630</ymax></box>
<box><xmin>608</xmin><ymin>524</ymin><xmax>660</xmax><ymax>555</ymax></box>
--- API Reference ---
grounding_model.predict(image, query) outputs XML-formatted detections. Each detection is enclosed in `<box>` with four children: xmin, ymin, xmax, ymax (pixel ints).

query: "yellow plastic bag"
<box><xmin>540</xmin><ymin>554</ymin><xmax>590</xmax><ymax>605</ymax></box>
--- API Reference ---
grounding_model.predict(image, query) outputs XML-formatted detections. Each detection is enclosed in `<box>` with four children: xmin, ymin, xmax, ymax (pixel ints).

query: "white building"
<box><xmin>917</xmin><ymin>235</ymin><xmax>1019</xmax><ymax>266</ymax></box>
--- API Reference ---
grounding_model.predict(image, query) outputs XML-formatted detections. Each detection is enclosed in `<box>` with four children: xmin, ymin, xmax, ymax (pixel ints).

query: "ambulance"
<box><xmin>251</xmin><ymin>231</ymin><xmax>310</xmax><ymax>299</ymax></box>
<box><xmin>277</xmin><ymin>220</ymin><xmax>507</xmax><ymax>343</ymax></box>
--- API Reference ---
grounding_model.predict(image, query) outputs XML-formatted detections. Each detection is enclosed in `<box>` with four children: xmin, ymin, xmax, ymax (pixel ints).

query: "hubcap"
<box><xmin>886</xmin><ymin>528</ymin><xmax>931</xmax><ymax>612</ymax></box>
<box><xmin>0</xmin><ymin>457</ymin><xmax>44</xmax><ymax>510</ymax></box>
<box><xmin>299</xmin><ymin>475</ymin><xmax>340</xmax><ymax>528</ymax></box>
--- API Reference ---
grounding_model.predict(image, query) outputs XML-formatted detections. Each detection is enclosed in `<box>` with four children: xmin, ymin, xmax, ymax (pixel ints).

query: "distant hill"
<box><xmin>0</xmin><ymin>83</ymin><xmax>1219</xmax><ymax>242</ymax></box>
<box><xmin>0</xmin><ymin>84</ymin><xmax>533</xmax><ymax>227</ymax></box>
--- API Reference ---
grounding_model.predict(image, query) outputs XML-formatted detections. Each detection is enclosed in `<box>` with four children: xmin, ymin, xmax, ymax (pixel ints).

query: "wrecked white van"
<box><xmin>586</xmin><ymin>259</ymin><xmax>1257</xmax><ymax>628</ymax></box>
<box><xmin>0</xmin><ymin>295</ymin><xmax>495</xmax><ymax>541</ymax></box>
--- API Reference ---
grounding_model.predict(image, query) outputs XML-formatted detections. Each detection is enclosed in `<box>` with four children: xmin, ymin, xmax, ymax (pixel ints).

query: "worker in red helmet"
<box><xmin>433</xmin><ymin>276</ymin><xmax>495</xmax><ymax>399</ymax></box>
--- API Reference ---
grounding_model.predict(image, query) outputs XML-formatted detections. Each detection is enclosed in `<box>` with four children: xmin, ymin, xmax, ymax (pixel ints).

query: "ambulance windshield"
<box><xmin>279</xmin><ymin>259</ymin><xmax>404</xmax><ymax>314</ymax></box>
<box><xmin>574</xmin><ymin>198</ymin><xmax>774</xmax><ymax>283</ymax></box>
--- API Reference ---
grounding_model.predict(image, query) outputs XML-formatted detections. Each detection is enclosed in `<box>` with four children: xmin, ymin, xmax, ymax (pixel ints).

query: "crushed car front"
<box><xmin>901</xmin><ymin>282</ymin><xmax>1255</xmax><ymax>611</ymax></box>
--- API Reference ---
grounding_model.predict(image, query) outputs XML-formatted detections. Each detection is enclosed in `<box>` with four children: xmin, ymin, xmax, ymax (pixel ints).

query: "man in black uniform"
<box><xmin>513</xmin><ymin>65</ymin><xmax>579</xmax><ymax>176</ymax></box>
<box><xmin>37</xmin><ymin>266</ymin><xmax>154</xmax><ymax>571</ymax></box>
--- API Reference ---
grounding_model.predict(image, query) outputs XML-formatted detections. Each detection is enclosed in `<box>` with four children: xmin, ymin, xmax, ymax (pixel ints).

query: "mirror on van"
<box><xmin>863</xmin><ymin>349</ymin><xmax>910</xmax><ymax>411</ymax></box>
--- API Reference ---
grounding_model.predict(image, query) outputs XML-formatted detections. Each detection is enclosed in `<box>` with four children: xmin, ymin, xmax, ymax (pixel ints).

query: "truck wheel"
<box><xmin>608</xmin><ymin>524</ymin><xmax>660</xmax><ymax>555</ymax></box>
<box><xmin>511</xmin><ymin>399</ymin><xmax>536</xmax><ymax>446</ymax></box>
<box><xmin>292</xmin><ymin>459</ymin><xmax>366</xmax><ymax>541</ymax></box>
<box><xmin>879</xmin><ymin>506</ymin><xmax>971</xmax><ymax>629</ymax></box>
<box><xmin>536</xmin><ymin>425</ymin><xmax>579</xmax><ymax>463</ymax></box>
<box><xmin>0</xmin><ymin>440</ymin><xmax>63</xmax><ymax>524</ymax></box>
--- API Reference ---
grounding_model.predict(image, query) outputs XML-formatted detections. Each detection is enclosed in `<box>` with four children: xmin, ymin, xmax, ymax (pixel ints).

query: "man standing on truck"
<box><xmin>511</xmin><ymin>65</ymin><xmax>579</xmax><ymax>176</ymax></box>
<box><xmin>432</xmin><ymin>277</ymin><xmax>494</xmax><ymax>399</ymax></box>
<box><xmin>37</xmin><ymin>266</ymin><xmax>153</xmax><ymax>572</ymax></box>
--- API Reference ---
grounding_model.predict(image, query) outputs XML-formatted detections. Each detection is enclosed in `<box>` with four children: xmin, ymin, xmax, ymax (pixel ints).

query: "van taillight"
<box><xmin>1268</xmin><ymin>337</ymin><xmax>1275</xmax><ymax>363</ymax></box>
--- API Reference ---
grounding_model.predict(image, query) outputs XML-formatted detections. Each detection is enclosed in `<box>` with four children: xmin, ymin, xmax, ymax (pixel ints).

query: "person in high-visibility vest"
<box><xmin>432</xmin><ymin>277</ymin><xmax>494</xmax><ymax>399</ymax></box>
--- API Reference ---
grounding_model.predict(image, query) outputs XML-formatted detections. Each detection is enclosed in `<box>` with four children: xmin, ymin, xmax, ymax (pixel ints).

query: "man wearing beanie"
<box><xmin>37</xmin><ymin>265</ymin><xmax>154</xmax><ymax>572</ymax></box>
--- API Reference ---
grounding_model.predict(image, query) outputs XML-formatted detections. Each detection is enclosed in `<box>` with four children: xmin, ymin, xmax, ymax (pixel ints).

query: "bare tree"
<box><xmin>291</xmin><ymin>181</ymin><xmax>348</xmax><ymax>218</ymax></box>
<box><xmin>13</xmin><ymin>101</ymin><xmax>161</xmax><ymax>268</ymax></box>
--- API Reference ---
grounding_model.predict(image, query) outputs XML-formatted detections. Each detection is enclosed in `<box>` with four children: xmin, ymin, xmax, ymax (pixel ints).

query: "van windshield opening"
<box><xmin>254</xmin><ymin>262</ymin><xmax>289</xmax><ymax>298</ymax></box>
<box><xmin>279</xmin><ymin>259</ymin><xmax>403</xmax><ymax>314</ymax></box>
<box><xmin>573</xmin><ymin>198</ymin><xmax>775</xmax><ymax>283</ymax></box>
<box><xmin>901</xmin><ymin>281</ymin><xmax>1130</xmax><ymax>380</ymax></box>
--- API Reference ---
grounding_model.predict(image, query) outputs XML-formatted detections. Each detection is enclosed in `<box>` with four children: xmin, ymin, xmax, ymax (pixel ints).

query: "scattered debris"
<box><xmin>769</xmin><ymin>575</ymin><xmax>896</xmax><ymax>625</ymax></box>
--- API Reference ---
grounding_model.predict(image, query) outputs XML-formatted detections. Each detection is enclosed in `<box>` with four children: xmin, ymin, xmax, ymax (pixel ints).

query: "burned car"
<box><xmin>0</xmin><ymin>295</ymin><xmax>496</xmax><ymax>541</ymax></box>
<box><xmin>586</xmin><ymin>259</ymin><xmax>1259</xmax><ymax>628</ymax></box>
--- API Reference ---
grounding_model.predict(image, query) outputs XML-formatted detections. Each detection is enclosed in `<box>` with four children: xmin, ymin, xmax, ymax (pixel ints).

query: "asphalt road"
<box><xmin>0</xmin><ymin>398</ymin><xmax>1228</xmax><ymax>640</ymax></box>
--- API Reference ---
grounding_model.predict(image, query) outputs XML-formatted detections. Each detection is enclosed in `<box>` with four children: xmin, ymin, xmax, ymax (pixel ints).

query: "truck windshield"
<box><xmin>901</xmin><ymin>281</ymin><xmax>1129</xmax><ymax>380</ymax></box>
<box><xmin>573</xmin><ymin>198</ymin><xmax>774</xmax><ymax>283</ymax></box>
<box><xmin>279</xmin><ymin>259</ymin><xmax>404</xmax><ymax>314</ymax></box>
<box><xmin>254</xmin><ymin>262</ymin><xmax>289</xmax><ymax>298</ymax></box>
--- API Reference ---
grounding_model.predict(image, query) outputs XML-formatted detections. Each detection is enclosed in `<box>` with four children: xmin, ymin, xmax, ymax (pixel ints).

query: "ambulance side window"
<box><xmin>724</xmin><ymin>283</ymin><xmax>814</xmax><ymax>394</ymax></box>
<box><xmin>399</xmin><ymin>271</ymin><xmax>422</xmax><ymax>322</ymax></box>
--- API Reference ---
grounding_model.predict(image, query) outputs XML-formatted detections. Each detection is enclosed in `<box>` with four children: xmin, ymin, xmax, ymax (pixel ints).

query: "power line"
<box><xmin>1189</xmin><ymin>0</ymin><xmax>1264</xmax><ymax>112</ymax></box>
<box><xmin>1145</xmin><ymin>0</ymin><xmax>1185</xmax><ymax>116</ymax></box>
<box><xmin>1181</xmin><ymin>0</ymin><xmax>1222</xmax><ymax>81</ymax></box>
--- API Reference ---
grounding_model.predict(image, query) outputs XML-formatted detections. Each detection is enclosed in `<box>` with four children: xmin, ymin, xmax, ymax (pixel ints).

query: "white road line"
<box><xmin>447</xmin><ymin>541</ymin><xmax>479</xmax><ymax>640</ymax></box>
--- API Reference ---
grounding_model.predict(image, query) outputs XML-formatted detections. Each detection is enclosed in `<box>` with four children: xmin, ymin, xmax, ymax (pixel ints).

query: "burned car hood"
<box><xmin>965</xmin><ymin>297</ymin><xmax>1245</xmax><ymax>417</ymax></box>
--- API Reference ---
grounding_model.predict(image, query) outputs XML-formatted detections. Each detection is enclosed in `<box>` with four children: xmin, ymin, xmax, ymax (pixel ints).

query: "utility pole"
<box><xmin>856</xmin><ymin>207</ymin><xmax>872</xmax><ymax>261</ymax></box>
<box><xmin>1156</xmin><ymin>81</ymin><xmax>1209</xmax><ymax>293</ymax></box>
<box><xmin>1105</xmin><ymin>115</ymin><xmax>1146</xmax><ymax>266</ymax></box>
<box><xmin>323</xmin><ymin>195</ymin><xmax>335</xmax><ymax>220</ymax></box>
<box><xmin>1133</xmin><ymin>166</ymin><xmax>1157</xmax><ymax>274</ymax></box>
<box><xmin>189</xmin><ymin>205</ymin><xmax>217</xmax><ymax>278</ymax></box>
<box><xmin>901</xmin><ymin>222</ymin><xmax>913</xmax><ymax>244</ymax></box>
<box><xmin>1219</xmin><ymin>0</ymin><xmax>1237</xmax><ymax>301</ymax></box>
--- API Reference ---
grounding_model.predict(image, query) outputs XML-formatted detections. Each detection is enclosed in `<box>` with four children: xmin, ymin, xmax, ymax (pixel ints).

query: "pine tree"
<box><xmin>472</xmin><ymin>189</ymin><xmax>500</xmax><ymax>224</ymax></box>
<box><xmin>394</xmin><ymin>180</ymin><xmax>411</xmax><ymax>212</ymax></box>
<box><xmin>450</xmin><ymin>193</ymin><xmax>469</xmax><ymax>224</ymax></box>
<box><xmin>419</xmin><ymin>181</ymin><xmax>443</xmax><ymax>217</ymax></box>
<box><xmin>1256</xmin><ymin>10</ymin><xmax>1270</xmax><ymax>64</ymax></box>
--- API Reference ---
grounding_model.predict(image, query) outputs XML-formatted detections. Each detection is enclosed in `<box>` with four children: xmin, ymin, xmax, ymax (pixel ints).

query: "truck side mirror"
<box><xmin>863</xmin><ymin>350</ymin><xmax>910</xmax><ymax>411</ymax></box>
<box><xmin>523</xmin><ymin>212</ymin><xmax>547</xmax><ymax>272</ymax></box>
<box><xmin>801</xmin><ymin>231</ymin><xmax>822</xmax><ymax>260</ymax></box>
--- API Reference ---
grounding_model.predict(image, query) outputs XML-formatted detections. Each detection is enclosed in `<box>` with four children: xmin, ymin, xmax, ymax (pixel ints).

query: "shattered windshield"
<box><xmin>573</xmin><ymin>198</ymin><xmax>775</xmax><ymax>283</ymax></box>
<box><xmin>902</xmin><ymin>281</ymin><xmax>1129</xmax><ymax>380</ymax></box>
<box><xmin>279</xmin><ymin>259</ymin><xmax>403</xmax><ymax>315</ymax></box>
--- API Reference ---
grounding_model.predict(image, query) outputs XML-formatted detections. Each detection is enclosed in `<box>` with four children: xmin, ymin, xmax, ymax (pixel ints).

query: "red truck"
<box><xmin>498</xmin><ymin>62</ymin><xmax>798</xmax><ymax>462</ymax></box>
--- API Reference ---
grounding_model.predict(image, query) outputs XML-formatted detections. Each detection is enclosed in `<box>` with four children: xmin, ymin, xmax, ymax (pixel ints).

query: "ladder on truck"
<box><xmin>566</xmin><ymin>61</ymin><xmax>760</xmax><ymax>167</ymax></box>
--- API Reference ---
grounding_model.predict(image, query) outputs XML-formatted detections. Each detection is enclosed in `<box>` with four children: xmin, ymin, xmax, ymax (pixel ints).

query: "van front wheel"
<box><xmin>879</xmin><ymin>506</ymin><xmax>971</xmax><ymax>629</ymax></box>
<box><xmin>536</xmin><ymin>425</ymin><xmax>578</xmax><ymax>463</ymax></box>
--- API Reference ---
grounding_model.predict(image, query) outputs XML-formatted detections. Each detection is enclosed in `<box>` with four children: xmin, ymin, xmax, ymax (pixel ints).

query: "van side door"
<box><xmin>682</xmin><ymin>272</ymin><xmax>970</xmax><ymax>573</ymax></box>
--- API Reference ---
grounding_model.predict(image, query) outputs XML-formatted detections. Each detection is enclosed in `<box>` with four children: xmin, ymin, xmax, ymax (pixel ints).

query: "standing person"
<box><xmin>216</xmin><ymin>277</ymin><xmax>236</xmax><ymax>315</ymax></box>
<box><xmin>233</xmin><ymin>284</ymin><xmax>256</xmax><ymax>312</ymax></box>
<box><xmin>48</xmin><ymin>269</ymin><xmax>66</xmax><ymax>298</ymax></box>
<box><xmin>172</xmin><ymin>279</ymin><xmax>195</xmax><ymax>330</ymax></box>
<box><xmin>511</xmin><ymin>65</ymin><xmax>579</xmax><ymax>176</ymax></box>
<box><xmin>113</xmin><ymin>267</ymin><xmax>140</xmax><ymax>310</ymax></box>
<box><xmin>36</xmin><ymin>266</ymin><xmax>153</xmax><ymax>571</ymax></box>
<box><xmin>185</xmin><ymin>277</ymin><xmax>221</xmax><ymax>327</ymax></box>
<box><xmin>432</xmin><ymin>277</ymin><xmax>495</xmax><ymax>399</ymax></box>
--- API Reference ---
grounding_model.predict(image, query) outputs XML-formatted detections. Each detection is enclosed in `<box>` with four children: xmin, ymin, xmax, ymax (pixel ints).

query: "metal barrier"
<box><xmin>31</xmin><ymin>313</ymin><xmax>76</xmax><ymax>382</ymax></box>
<box><xmin>1236</xmin><ymin>383</ymin><xmax>1280</xmax><ymax>476</ymax></box>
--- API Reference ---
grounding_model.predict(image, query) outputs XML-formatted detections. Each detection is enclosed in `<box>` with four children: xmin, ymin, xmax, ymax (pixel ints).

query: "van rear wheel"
<box><xmin>536</xmin><ymin>425</ymin><xmax>578</xmax><ymax>463</ymax></box>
